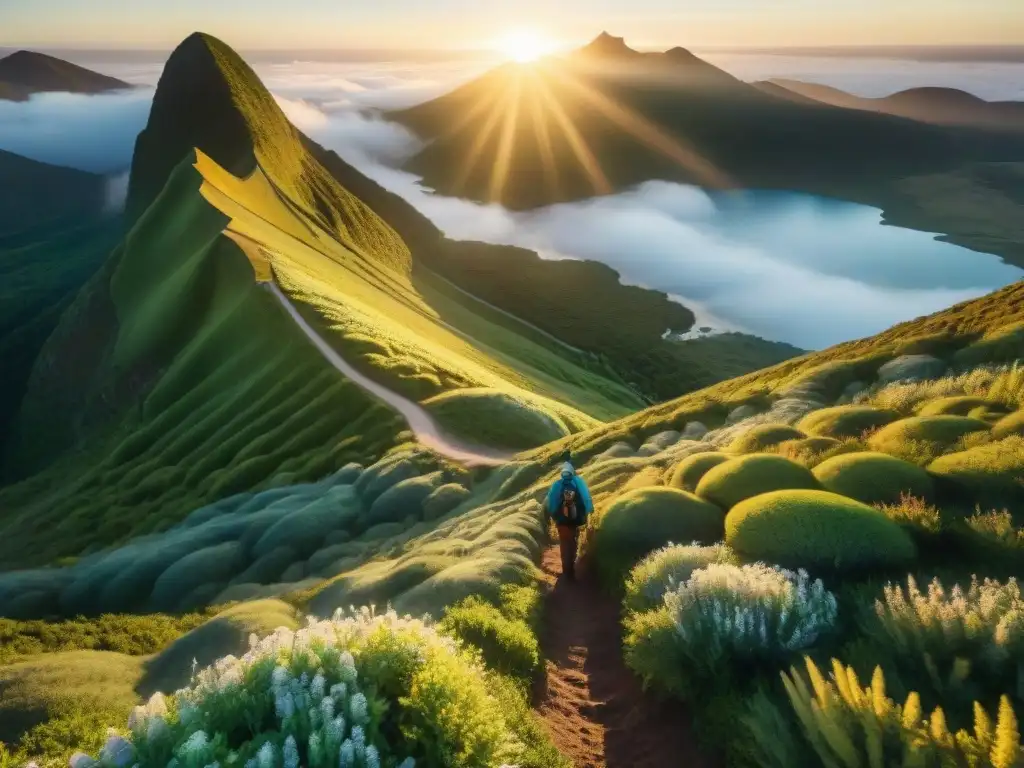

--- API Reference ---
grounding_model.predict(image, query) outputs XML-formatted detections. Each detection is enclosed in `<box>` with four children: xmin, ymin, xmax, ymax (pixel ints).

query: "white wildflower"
<box><xmin>339</xmin><ymin>739</ymin><xmax>355</xmax><ymax>768</ymax></box>
<box><xmin>311</xmin><ymin>673</ymin><xmax>326</xmax><ymax>701</ymax></box>
<box><xmin>100</xmin><ymin>732</ymin><xmax>135</xmax><ymax>768</ymax></box>
<box><xmin>256</xmin><ymin>741</ymin><xmax>276</xmax><ymax>768</ymax></box>
<box><xmin>69</xmin><ymin>752</ymin><xmax>97</xmax><ymax>768</ymax></box>
<box><xmin>349</xmin><ymin>692</ymin><xmax>369</xmax><ymax>725</ymax></box>
<box><xmin>282</xmin><ymin>736</ymin><xmax>299</xmax><ymax>768</ymax></box>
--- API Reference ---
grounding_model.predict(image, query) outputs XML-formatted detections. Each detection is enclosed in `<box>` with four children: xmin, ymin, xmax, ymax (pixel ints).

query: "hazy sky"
<box><xmin>2</xmin><ymin>0</ymin><xmax>1023</xmax><ymax>50</ymax></box>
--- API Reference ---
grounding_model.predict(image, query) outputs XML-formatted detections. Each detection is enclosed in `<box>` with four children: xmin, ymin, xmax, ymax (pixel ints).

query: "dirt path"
<box><xmin>534</xmin><ymin>545</ymin><xmax>715</xmax><ymax>768</ymax></box>
<box><xmin>266</xmin><ymin>282</ymin><xmax>514</xmax><ymax>467</ymax></box>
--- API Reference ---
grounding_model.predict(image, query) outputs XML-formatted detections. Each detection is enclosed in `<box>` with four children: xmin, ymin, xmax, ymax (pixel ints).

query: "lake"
<box><xmin>367</xmin><ymin>170</ymin><xmax>1022</xmax><ymax>350</ymax></box>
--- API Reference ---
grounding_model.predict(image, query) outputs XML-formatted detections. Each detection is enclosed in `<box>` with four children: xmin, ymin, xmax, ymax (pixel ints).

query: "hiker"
<box><xmin>545</xmin><ymin>456</ymin><xmax>593</xmax><ymax>580</ymax></box>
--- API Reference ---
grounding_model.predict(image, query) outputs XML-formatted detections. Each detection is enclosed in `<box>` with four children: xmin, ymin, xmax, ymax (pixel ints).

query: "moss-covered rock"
<box><xmin>728</xmin><ymin>424</ymin><xmax>806</xmax><ymax>453</ymax></box>
<box><xmin>695</xmin><ymin>454</ymin><xmax>819</xmax><ymax>510</ymax></box>
<box><xmin>812</xmin><ymin>451</ymin><xmax>934</xmax><ymax>505</ymax></box>
<box><xmin>917</xmin><ymin>396</ymin><xmax>995</xmax><ymax>417</ymax></box>
<box><xmin>592</xmin><ymin>487</ymin><xmax>724</xmax><ymax>576</ymax></box>
<box><xmin>666</xmin><ymin>452</ymin><xmax>730</xmax><ymax>492</ymax></box>
<box><xmin>928</xmin><ymin>436</ymin><xmax>1024</xmax><ymax>504</ymax></box>
<box><xmin>725</xmin><ymin>489</ymin><xmax>916</xmax><ymax>571</ymax></box>
<box><xmin>868</xmin><ymin>416</ymin><xmax>990</xmax><ymax>457</ymax></box>
<box><xmin>147</xmin><ymin>542</ymin><xmax>245</xmax><ymax>612</ymax></box>
<box><xmin>797</xmin><ymin>405</ymin><xmax>899</xmax><ymax>439</ymax></box>
<box><xmin>993</xmin><ymin>410</ymin><xmax>1024</xmax><ymax>439</ymax></box>
<box><xmin>877</xmin><ymin>355</ymin><xmax>946</xmax><ymax>384</ymax></box>
<box><xmin>251</xmin><ymin>486</ymin><xmax>360</xmax><ymax>558</ymax></box>
<box><xmin>423</xmin><ymin>483</ymin><xmax>472</xmax><ymax>520</ymax></box>
<box><xmin>230</xmin><ymin>545</ymin><xmax>298</xmax><ymax>586</ymax></box>
<box><xmin>361</xmin><ymin>472</ymin><xmax>442</xmax><ymax>527</ymax></box>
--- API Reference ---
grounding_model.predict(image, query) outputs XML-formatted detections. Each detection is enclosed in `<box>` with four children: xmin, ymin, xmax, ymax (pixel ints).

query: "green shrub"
<box><xmin>440</xmin><ymin>597</ymin><xmax>540</xmax><ymax>685</ymax></box>
<box><xmin>623</xmin><ymin>542</ymin><xmax>737</xmax><ymax>613</ymax></box>
<box><xmin>728</xmin><ymin>424</ymin><xmax>806</xmax><ymax>454</ymax></box>
<box><xmin>696</xmin><ymin>454</ymin><xmax>819</xmax><ymax>510</ymax></box>
<box><xmin>918</xmin><ymin>395</ymin><xmax>996</xmax><ymax>416</ymax></box>
<box><xmin>928</xmin><ymin>436</ymin><xmax>1024</xmax><ymax>504</ymax></box>
<box><xmin>665</xmin><ymin>452</ymin><xmax>730</xmax><ymax>491</ymax></box>
<box><xmin>876</xmin><ymin>493</ymin><xmax>943</xmax><ymax>534</ymax></box>
<box><xmin>798</xmin><ymin>405</ymin><xmax>900</xmax><ymax>438</ymax></box>
<box><xmin>967</xmin><ymin>509</ymin><xmax>1024</xmax><ymax>549</ymax></box>
<box><xmin>868</xmin><ymin>415</ymin><xmax>990</xmax><ymax>462</ymax></box>
<box><xmin>993</xmin><ymin>410</ymin><xmax>1024</xmax><ymax>439</ymax></box>
<box><xmin>99</xmin><ymin>608</ymin><xmax>526</xmax><ymax>768</ymax></box>
<box><xmin>147</xmin><ymin>542</ymin><xmax>245</xmax><ymax>612</ymax></box>
<box><xmin>726</xmin><ymin>489</ymin><xmax>916</xmax><ymax>571</ymax></box>
<box><xmin>592</xmin><ymin>488</ymin><xmax>725</xmax><ymax>579</ymax></box>
<box><xmin>423</xmin><ymin>484</ymin><xmax>471</xmax><ymax>520</ymax></box>
<box><xmin>753</xmin><ymin>657</ymin><xmax>1024</xmax><ymax>768</ymax></box>
<box><xmin>812</xmin><ymin>451</ymin><xmax>934</xmax><ymax>505</ymax></box>
<box><xmin>625</xmin><ymin>564</ymin><xmax>837</xmax><ymax>697</ymax></box>
<box><xmin>363</xmin><ymin>473</ymin><xmax>442</xmax><ymax>527</ymax></box>
<box><xmin>423</xmin><ymin>388</ymin><xmax>572</xmax><ymax>451</ymax></box>
<box><xmin>0</xmin><ymin>611</ymin><xmax>211</xmax><ymax>665</ymax></box>
<box><xmin>355</xmin><ymin>456</ymin><xmax>419</xmax><ymax>505</ymax></box>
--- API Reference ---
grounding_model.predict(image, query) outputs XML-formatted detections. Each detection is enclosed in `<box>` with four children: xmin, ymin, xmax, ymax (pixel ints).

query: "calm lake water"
<box><xmin>360</xmin><ymin>166</ymin><xmax>1024</xmax><ymax>350</ymax></box>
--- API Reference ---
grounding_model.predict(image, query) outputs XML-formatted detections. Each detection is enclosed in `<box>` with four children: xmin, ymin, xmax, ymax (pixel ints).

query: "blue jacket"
<box><xmin>546</xmin><ymin>473</ymin><xmax>594</xmax><ymax>526</ymax></box>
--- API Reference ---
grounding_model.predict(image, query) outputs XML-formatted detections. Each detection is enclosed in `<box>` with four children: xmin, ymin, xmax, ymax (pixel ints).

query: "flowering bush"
<box><xmin>855</xmin><ymin>575</ymin><xmax>1024</xmax><ymax>727</ymax></box>
<box><xmin>873</xmin><ymin>575</ymin><xmax>1024</xmax><ymax>666</ymax></box>
<box><xmin>625</xmin><ymin>562</ymin><xmax>837</xmax><ymax>696</ymax></box>
<box><xmin>623</xmin><ymin>542</ymin><xmax>737</xmax><ymax>613</ymax></box>
<box><xmin>741</xmin><ymin>657</ymin><xmax>1024</xmax><ymax>768</ymax></box>
<box><xmin>74</xmin><ymin>608</ymin><xmax>523</xmax><ymax>768</ymax></box>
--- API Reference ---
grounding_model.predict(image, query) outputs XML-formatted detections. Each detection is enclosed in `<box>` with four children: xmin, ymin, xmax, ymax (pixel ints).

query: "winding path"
<box><xmin>266</xmin><ymin>282</ymin><xmax>514</xmax><ymax>467</ymax></box>
<box><xmin>535</xmin><ymin>545</ymin><xmax>715</xmax><ymax>768</ymax></box>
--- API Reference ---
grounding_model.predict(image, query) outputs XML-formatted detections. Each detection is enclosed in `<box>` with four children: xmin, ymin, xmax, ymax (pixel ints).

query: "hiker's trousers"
<box><xmin>556</xmin><ymin>524</ymin><xmax>580</xmax><ymax>576</ymax></box>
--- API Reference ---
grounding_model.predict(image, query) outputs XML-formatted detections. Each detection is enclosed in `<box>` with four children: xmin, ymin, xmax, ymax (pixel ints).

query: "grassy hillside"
<box><xmin>392</xmin><ymin>37</ymin><xmax>1024</xmax><ymax>267</ymax></box>
<box><xmin>0</xmin><ymin>50</ymin><xmax>131</xmax><ymax>100</ymax></box>
<box><xmin>528</xmin><ymin>279</ymin><xmax>1024</xmax><ymax>465</ymax></box>
<box><xmin>0</xmin><ymin>32</ymin><xmax>651</xmax><ymax>567</ymax></box>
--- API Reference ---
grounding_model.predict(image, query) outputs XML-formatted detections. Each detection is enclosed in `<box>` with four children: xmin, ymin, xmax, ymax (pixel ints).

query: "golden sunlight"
<box><xmin>495</xmin><ymin>28</ymin><xmax>556</xmax><ymax>63</ymax></box>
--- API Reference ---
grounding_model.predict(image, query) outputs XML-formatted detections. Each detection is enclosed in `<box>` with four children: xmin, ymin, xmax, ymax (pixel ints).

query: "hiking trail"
<box><xmin>267</xmin><ymin>281</ymin><xmax>514</xmax><ymax>467</ymax></box>
<box><xmin>535</xmin><ymin>544</ymin><xmax>715</xmax><ymax>768</ymax></box>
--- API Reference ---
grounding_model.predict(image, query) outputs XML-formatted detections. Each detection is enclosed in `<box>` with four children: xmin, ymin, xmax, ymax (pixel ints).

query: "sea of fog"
<box><xmin>1</xmin><ymin>49</ymin><xmax>1022</xmax><ymax>349</ymax></box>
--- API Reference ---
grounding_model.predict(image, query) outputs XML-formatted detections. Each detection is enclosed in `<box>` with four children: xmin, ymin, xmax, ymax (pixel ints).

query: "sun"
<box><xmin>495</xmin><ymin>28</ymin><xmax>556</xmax><ymax>63</ymax></box>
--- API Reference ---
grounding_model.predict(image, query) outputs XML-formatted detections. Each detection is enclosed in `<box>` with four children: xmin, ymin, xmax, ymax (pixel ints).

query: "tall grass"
<box><xmin>863</xmin><ymin>364</ymin><xmax>1024</xmax><ymax>414</ymax></box>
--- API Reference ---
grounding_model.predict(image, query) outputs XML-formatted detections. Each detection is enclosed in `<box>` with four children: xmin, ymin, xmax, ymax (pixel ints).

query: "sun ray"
<box><xmin>440</xmin><ymin>82</ymin><xmax>504</xmax><ymax>141</ymax></box>
<box><xmin>526</xmin><ymin>69</ymin><xmax>561</xmax><ymax>200</ymax></box>
<box><xmin>535</xmin><ymin>75</ymin><xmax>612</xmax><ymax>196</ymax></box>
<box><xmin>549</xmin><ymin>67</ymin><xmax>733</xmax><ymax>189</ymax></box>
<box><xmin>489</xmin><ymin>70</ymin><xmax>524</xmax><ymax>202</ymax></box>
<box><xmin>453</xmin><ymin>86</ymin><xmax>513</xmax><ymax>193</ymax></box>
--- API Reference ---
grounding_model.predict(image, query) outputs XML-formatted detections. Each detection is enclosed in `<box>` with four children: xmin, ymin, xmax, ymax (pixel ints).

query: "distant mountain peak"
<box><xmin>0</xmin><ymin>48</ymin><xmax>131</xmax><ymax>101</ymax></box>
<box><xmin>577</xmin><ymin>31</ymin><xmax>641</xmax><ymax>59</ymax></box>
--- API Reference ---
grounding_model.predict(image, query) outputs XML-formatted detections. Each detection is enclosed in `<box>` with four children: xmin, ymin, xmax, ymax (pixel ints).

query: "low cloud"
<box><xmin>0</xmin><ymin>89</ymin><xmax>152</xmax><ymax>173</ymax></box>
<box><xmin>103</xmin><ymin>171</ymin><xmax>130</xmax><ymax>213</ymax></box>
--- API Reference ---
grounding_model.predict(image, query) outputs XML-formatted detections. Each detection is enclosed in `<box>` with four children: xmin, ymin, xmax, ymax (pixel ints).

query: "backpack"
<box><xmin>560</xmin><ymin>478</ymin><xmax>579</xmax><ymax>523</ymax></box>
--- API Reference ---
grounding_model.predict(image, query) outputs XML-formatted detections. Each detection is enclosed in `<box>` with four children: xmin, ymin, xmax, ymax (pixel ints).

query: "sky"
<box><xmin>2</xmin><ymin>0</ymin><xmax>1024</xmax><ymax>51</ymax></box>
